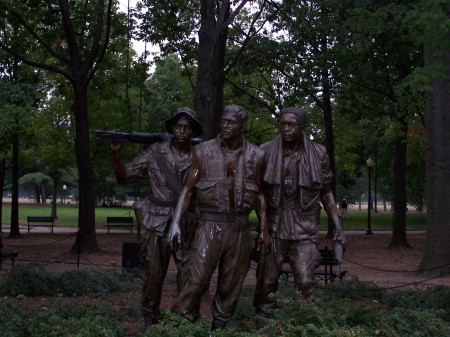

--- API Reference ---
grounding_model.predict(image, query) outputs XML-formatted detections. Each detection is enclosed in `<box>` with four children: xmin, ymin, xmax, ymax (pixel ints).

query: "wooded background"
<box><xmin>0</xmin><ymin>0</ymin><xmax>448</xmax><ymax>273</ymax></box>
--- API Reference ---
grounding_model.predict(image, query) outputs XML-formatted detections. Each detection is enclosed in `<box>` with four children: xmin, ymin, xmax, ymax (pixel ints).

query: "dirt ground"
<box><xmin>1</xmin><ymin>229</ymin><xmax>449</xmax><ymax>335</ymax></box>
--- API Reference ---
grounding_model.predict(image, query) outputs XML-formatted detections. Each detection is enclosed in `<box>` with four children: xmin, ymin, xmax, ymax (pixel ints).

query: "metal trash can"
<box><xmin>122</xmin><ymin>242</ymin><xmax>142</xmax><ymax>269</ymax></box>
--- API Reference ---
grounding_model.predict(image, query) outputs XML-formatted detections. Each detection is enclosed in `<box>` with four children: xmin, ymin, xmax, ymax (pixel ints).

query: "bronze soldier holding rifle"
<box><xmin>111</xmin><ymin>108</ymin><xmax>202</xmax><ymax>329</ymax></box>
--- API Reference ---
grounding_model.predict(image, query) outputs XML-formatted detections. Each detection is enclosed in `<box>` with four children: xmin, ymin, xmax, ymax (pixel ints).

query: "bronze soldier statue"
<box><xmin>253</xmin><ymin>106</ymin><xmax>346</xmax><ymax>315</ymax></box>
<box><xmin>111</xmin><ymin>107</ymin><xmax>202</xmax><ymax>329</ymax></box>
<box><xmin>167</xmin><ymin>104</ymin><xmax>271</xmax><ymax>330</ymax></box>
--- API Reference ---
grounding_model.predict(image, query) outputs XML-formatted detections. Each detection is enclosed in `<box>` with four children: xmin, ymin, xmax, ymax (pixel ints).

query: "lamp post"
<box><xmin>366</xmin><ymin>157</ymin><xmax>374</xmax><ymax>235</ymax></box>
<box><xmin>62</xmin><ymin>184</ymin><xmax>67</xmax><ymax>204</ymax></box>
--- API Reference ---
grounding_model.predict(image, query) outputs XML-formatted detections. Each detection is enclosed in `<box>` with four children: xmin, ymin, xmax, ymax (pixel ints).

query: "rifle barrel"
<box><xmin>89</xmin><ymin>129</ymin><xmax>202</xmax><ymax>145</ymax></box>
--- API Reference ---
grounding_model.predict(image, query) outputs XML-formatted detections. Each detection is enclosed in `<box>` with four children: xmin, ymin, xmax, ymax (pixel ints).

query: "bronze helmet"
<box><xmin>164</xmin><ymin>107</ymin><xmax>203</xmax><ymax>136</ymax></box>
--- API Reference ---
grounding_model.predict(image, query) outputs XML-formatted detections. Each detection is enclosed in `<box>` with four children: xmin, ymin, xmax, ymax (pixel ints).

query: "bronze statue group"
<box><xmin>111</xmin><ymin>105</ymin><xmax>346</xmax><ymax>331</ymax></box>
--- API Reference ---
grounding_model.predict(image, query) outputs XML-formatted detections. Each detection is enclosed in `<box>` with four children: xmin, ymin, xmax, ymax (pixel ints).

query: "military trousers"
<box><xmin>171</xmin><ymin>219</ymin><xmax>252</xmax><ymax>326</ymax></box>
<box><xmin>140</xmin><ymin>229</ymin><xmax>185</xmax><ymax>320</ymax></box>
<box><xmin>253</xmin><ymin>238</ymin><xmax>322</xmax><ymax>312</ymax></box>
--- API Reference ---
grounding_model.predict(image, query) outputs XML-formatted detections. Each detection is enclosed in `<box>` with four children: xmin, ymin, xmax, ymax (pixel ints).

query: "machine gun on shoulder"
<box><xmin>90</xmin><ymin>129</ymin><xmax>202</xmax><ymax>145</ymax></box>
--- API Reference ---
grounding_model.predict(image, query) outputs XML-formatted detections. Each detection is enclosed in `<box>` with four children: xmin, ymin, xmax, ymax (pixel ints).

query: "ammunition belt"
<box><xmin>152</xmin><ymin>144</ymin><xmax>184</xmax><ymax>194</ymax></box>
<box><xmin>148</xmin><ymin>193</ymin><xmax>178</xmax><ymax>207</ymax></box>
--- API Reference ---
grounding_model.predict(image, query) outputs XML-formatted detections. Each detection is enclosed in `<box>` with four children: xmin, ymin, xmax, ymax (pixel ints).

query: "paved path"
<box><xmin>1</xmin><ymin>225</ymin><xmax>426</xmax><ymax>236</ymax></box>
<box><xmin>1</xmin><ymin>225</ymin><xmax>130</xmax><ymax>235</ymax></box>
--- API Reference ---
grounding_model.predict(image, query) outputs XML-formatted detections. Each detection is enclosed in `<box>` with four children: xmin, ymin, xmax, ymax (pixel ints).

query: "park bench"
<box><xmin>0</xmin><ymin>249</ymin><xmax>18</xmax><ymax>270</ymax></box>
<box><xmin>106</xmin><ymin>216</ymin><xmax>133</xmax><ymax>233</ymax></box>
<box><xmin>27</xmin><ymin>216</ymin><xmax>55</xmax><ymax>233</ymax></box>
<box><xmin>281</xmin><ymin>246</ymin><xmax>347</xmax><ymax>284</ymax></box>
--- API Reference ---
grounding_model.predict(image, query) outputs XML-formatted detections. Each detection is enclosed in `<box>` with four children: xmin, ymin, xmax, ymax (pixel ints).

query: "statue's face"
<box><xmin>280</xmin><ymin>113</ymin><xmax>303</xmax><ymax>143</ymax></box>
<box><xmin>221</xmin><ymin>112</ymin><xmax>244</xmax><ymax>141</ymax></box>
<box><xmin>172</xmin><ymin>116</ymin><xmax>194</xmax><ymax>144</ymax></box>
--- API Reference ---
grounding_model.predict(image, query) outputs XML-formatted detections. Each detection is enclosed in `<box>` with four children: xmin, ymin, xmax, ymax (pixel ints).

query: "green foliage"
<box><xmin>382</xmin><ymin>286</ymin><xmax>450</xmax><ymax>319</ymax></box>
<box><xmin>0</xmin><ymin>301</ymin><xmax>126</xmax><ymax>337</ymax></box>
<box><xmin>134</xmin><ymin>0</ymin><xmax>199</xmax><ymax>56</ymax></box>
<box><xmin>0</xmin><ymin>268</ymin><xmax>448</xmax><ymax>337</ymax></box>
<box><xmin>143</xmin><ymin>54</ymin><xmax>195</xmax><ymax>133</ymax></box>
<box><xmin>138</xmin><ymin>281</ymin><xmax>450</xmax><ymax>336</ymax></box>
<box><xmin>0</xmin><ymin>262</ymin><xmax>55</xmax><ymax>296</ymax></box>
<box><xmin>137</xmin><ymin>310</ymin><xmax>212</xmax><ymax>337</ymax></box>
<box><xmin>377</xmin><ymin>308</ymin><xmax>448</xmax><ymax>337</ymax></box>
<box><xmin>96</xmin><ymin>173</ymin><xmax>129</xmax><ymax>207</ymax></box>
<box><xmin>53</xmin><ymin>268</ymin><xmax>139</xmax><ymax>297</ymax></box>
<box><xmin>0</xmin><ymin>262</ymin><xmax>140</xmax><ymax>297</ymax></box>
<box><xmin>18</xmin><ymin>172</ymin><xmax>52</xmax><ymax>187</ymax></box>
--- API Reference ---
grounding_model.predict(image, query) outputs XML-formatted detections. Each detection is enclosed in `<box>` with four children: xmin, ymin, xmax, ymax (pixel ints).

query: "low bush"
<box><xmin>0</xmin><ymin>262</ymin><xmax>140</xmax><ymax>296</ymax></box>
<box><xmin>0</xmin><ymin>265</ymin><xmax>448</xmax><ymax>337</ymax></box>
<box><xmin>138</xmin><ymin>281</ymin><xmax>450</xmax><ymax>337</ymax></box>
<box><xmin>0</xmin><ymin>301</ymin><xmax>126</xmax><ymax>337</ymax></box>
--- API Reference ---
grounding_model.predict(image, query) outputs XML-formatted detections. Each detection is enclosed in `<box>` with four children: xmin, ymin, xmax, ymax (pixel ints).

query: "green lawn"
<box><xmin>319</xmin><ymin>209</ymin><xmax>426</xmax><ymax>231</ymax></box>
<box><xmin>1</xmin><ymin>202</ymin><xmax>135</xmax><ymax>228</ymax></box>
<box><xmin>249</xmin><ymin>209</ymin><xmax>426</xmax><ymax>231</ymax></box>
<box><xmin>2</xmin><ymin>202</ymin><xmax>426</xmax><ymax>231</ymax></box>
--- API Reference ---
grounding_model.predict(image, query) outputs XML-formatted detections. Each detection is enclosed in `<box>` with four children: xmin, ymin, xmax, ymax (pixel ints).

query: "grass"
<box><xmin>1</xmin><ymin>202</ymin><xmax>134</xmax><ymax>228</ymax></box>
<box><xmin>1</xmin><ymin>201</ymin><xmax>426</xmax><ymax>231</ymax></box>
<box><xmin>318</xmin><ymin>209</ymin><xmax>426</xmax><ymax>231</ymax></box>
<box><xmin>249</xmin><ymin>209</ymin><xmax>426</xmax><ymax>231</ymax></box>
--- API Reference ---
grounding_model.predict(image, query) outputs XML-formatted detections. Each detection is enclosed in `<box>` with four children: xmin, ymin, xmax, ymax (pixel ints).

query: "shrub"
<box><xmin>0</xmin><ymin>262</ymin><xmax>140</xmax><ymax>297</ymax></box>
<box><xmin>0</xmin><ymin>301</ymin><xmax>126</xmax><ymax>337</ymax></box>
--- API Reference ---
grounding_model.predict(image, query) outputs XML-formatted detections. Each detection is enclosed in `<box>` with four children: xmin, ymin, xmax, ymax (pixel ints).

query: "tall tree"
<box><xmin>136</xmin><ymin>0</ymin><xmax>278</xmax><ymax>139</ymax></box>
<box><xmin>0</xmin><ymin>15</ymin><xmax>41</xmax><ymax>237</ymax></box>
<box><xmin>0</xmin><ymin>78</ymin><xmax>37</xmax><ymax>238</ymax></box>
<box><xmin>337</xmin><ymin>0</ymin><xmax>423</xmax><ymax>247</ymax></box>
<box><xmin>419</xmin><ymin>2</ymin><xmax>450</xmax><ymax>272</ymax></box>
<box><xmin>0</xmin><ymin>0</ymin><xmax>114</xmax><ymax>252</ymax></box>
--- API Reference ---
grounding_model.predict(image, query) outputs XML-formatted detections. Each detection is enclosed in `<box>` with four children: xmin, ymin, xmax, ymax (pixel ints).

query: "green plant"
<box><xmin>0</xmin><ymin>265</ymin><xmax>448</xmax><ymax>337</ymax></box>
<box><xmin>0</xmin><ymin>301</ymin><xmax>126</xmax><ymax>337</ymax></box>
<box><xmin>1</xmin><ymin>262</ymin><xmax>56</xmax><ymax>296</ymax></box>
<box><xmin>0</xmin><ymin>262</ymin><xmax>140</xmax><ymax>297</ymax></box>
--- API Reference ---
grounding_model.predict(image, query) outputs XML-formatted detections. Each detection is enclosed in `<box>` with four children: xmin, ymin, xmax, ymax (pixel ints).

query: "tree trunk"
<box><xmin>0</xmin><ymin>0</ymin><xmax>112</xmax><ymax>251</ymax></box>
<box><xmin>35</xmin><ymin>185</ymin><xmax>41</xmax><ymax>204</ymax></box>
<box><xmin>212</xmin><ymin>10</ymin><xmax>228</xmax><ymax>140</ymax></box>
<box><xmin>194</xmin><ymin>0</ymin><xmax>229</xmax><ymax>140</ymax></box>
<box><xmin>0</xmin><ymin>158</ymin><xmax>5</xmax><ymax>237</ymax></box>
<box><xmin>419</xmin><ymin>34</ymin><xmax>450</xmax><ymax>273</ymax></box>
<box><xmin>70</xmin><ymin>83</ymin><xmax>99</xmax><ymax>253</ymax></box>
<box><xmin>374</xmin><ymin>159</ymin><xmax>378</xmax><ymax>212</ymax></box>
<box><xmin>41</xmin><ymin>184</ymin><xmax>47</xmax><ymax>204</ymax></box>
<box><xmin>51</xmin><ymin>171</ymin><xmax>58</xmax><ymax>219</ymax></box>
<box><xmin>322</xmin><ymin>71</ymin><xmax>338</xmax><ymax>238</ymax></box>
<box><xmin>8</xmin><ymin>129</ymin><xmax>21</xmax><ymax>238</ymax></box>
<box><xmin>388</xmin><ymin>125</ymin><xmax>410</xmax><ymax>248</ymax></box>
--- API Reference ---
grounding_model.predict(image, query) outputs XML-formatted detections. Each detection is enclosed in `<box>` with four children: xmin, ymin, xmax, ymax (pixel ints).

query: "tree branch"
<box><xmin>59</xmin><ymin>0</ymin><xmax>81</xmax><ymax>67</ymax></box>
<box><xmin>0</xmin><ymin>40</ymin><xmax>71</xmax><ymax>80</ymax></box>
<box><xmin>222</xmin><ymin>0</ymin><xmax>249</xmax><ymax>29</ymax></box>
<box><xmin>88</xmin><ymin>0</ymin><xmax>114</xmax><ymax>82</ymax></box>
<box><xmin>0</xmin><ymin>0</ymin><xmax>69</xmax><ymax>65</ymax></box>
<box><xmin>225</xmin><ymin>1</ymin><xmax>280</xmax><ymax>76</ymax></box>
